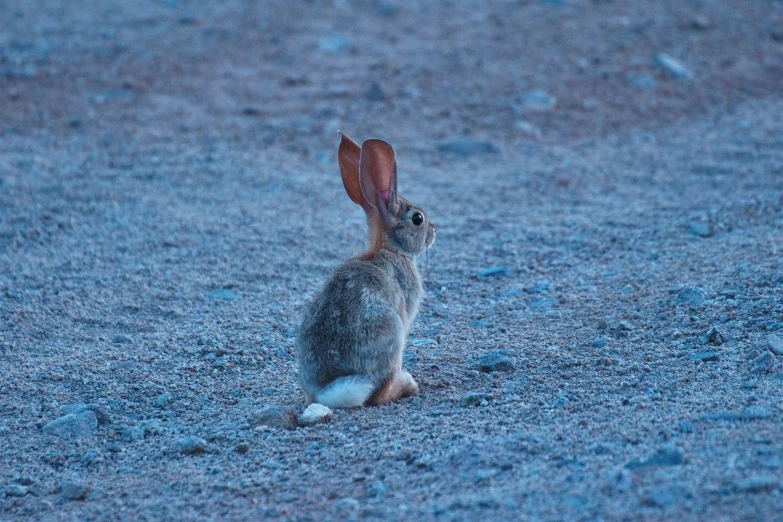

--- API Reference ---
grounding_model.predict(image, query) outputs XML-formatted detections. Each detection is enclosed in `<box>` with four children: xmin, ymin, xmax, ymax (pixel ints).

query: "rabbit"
<box><xmin>295</xmin><ymin>133</ymin><xmax>436</xmax><ymax>409</ymax></box>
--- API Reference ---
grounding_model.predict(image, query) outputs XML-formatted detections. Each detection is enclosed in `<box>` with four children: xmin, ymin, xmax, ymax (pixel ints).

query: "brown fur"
<box><xmin>367</xmin><ymin>372</ymin><xmax>419</xmax><ymax>406</ymax></box>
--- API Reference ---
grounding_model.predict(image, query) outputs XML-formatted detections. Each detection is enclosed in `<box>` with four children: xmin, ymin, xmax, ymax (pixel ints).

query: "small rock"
<box><xmin>678</xmin><ymin>420</ymin><xmax>695</xmax><ymax>434</ymax></box>
<box><xmin>373</xmin><ymin>2</ymin><xmax>397</xmax><ymax>16</ymax></box>
<box><xmin>60</xmin><ymin>403</ymin><xmax>111</xmax><ymax>425</ymax></box>
<box><xmin>460</xmin><ymin>392</ymin><xmax>491</xmax><ymax>407</ymax></box>
<box><xmin>318</xmin><ymin>34</ymin><xmax>350</xmax><ymax>53</ymax></box>
<box><xmin>766</xmin><ymin>321</ymin><xmax>783</xmax><ymax>332</ymax></box>
<box><xmin>298</xmin><ymin>403</ymin><xmax>333</xmax><ymax>426</ymax></box>
<box><xmin>702</xmin><ymin>412</ymin><xmax>741</xmax><ymax>421</ymax></box>
<box><xmin>478</xmin><ymin>266</ymin><xmax>509</xmax><ymax>278</ymax></box>
<box><xmin>207</xmin><ymin>288</ymin><xmax>242</xmax><ymax>300</ymax></box>
<box><xmin>250</xmin><ymin>406</ymin><xmax>298</xmax><ymax>430</ymax></box>
<box><xmin>626</xmin><ymin>446</ymin><xmax>684</xmax><ymax>468</ymax></box>
<box><xmin>515</xmin><ymin>120</ymin><xmax>542</xmax><ymax>137</ymax></box>
<box><xmin>80</xmin><ymin>449</ymin><xmax>100</xmax><ymax>466</ymax></box>
<box><xmin>171</xmin><ymin>435</ymin><xmax>207</xmax><ymax>455</ymax></box>
<box><xmin>688</xmin><ymin>221</ymin><xmax>712</xmax><ymax>237</ymax></box>
<box><xmin>552</xmin><ymin>396</ymin><xmax>567</xmax><ymax>409</ymax></box>
<box><xmin>478</xmin><ymin>350</ymin><xmax>515</xmax><ymax>372</ymax></box>
<box><xmin>42</xmin><ymin>411</ymin><xmax>98</xmax><ymax>438</ymax></box>
<box><xmin>628</xmin><ymin>395</ymin><xmax>647</xmax><ymax>406</ymax></box>
<box><xmin>595</xmin><ymin>356</ymin><xmax>613</xmax><ymax>367</ymax></box>
<box><xmin>643</xmin><ymin>484</ymin><xmax>693</xmax><ymax>508</ymax></box>
<box><xmin>525</xmin><ymin>282</ymin><xmax>551</xmax><ymax>294</ymax></box>
<box><xmin>735</xmin><ymin>476</ymin><xmax>779</xmax><ymax>493</ymax></box>
<box><xmin>60</xmin><ymin>480</ymin><xmax>90</xmax><ymax>500</ymax></box>
<box><xmin>609</xmin><ymin>468</ymin><xmax>633</xmax><ymax>493</ymax></box>
<box><xmin>655</xmin><ymin>53</ymin><xmax>694</xmax><ymax>80</ymax></box>
<box><xmin>684</xmin><ymin>351</ymin><xmax>719</xmax><ymax>362</ymax></box>
<box><xmin>474</xmin><ymin>469</ymin><xmax>492</xmax><ymax>483</ymax></box>
<box><xmin>677</xmin><ymin>287</ymin><xmax>705</xmax><ymax>306</ymax></box>
<box><xmin>234</xmin><ymin>443</ymin><xmax>250</xmax><ymax>454</ymax></box>
<box><xmin>593</xmin><ymin>338</ymin><xmax>607</xmax><ymax>348</ymax></box>
<box><xmin>626</xmin><ymin>73</ymin><xmax>658</xmax><ymax>90</ymax></box>
<box><xmin>437</xmin><ymin>140</ymin><xmax>500</xmax><ymax>157</ymax></box>
<box><xmin>121</xmin><ymin>427</ymin><xmax>144</xmax><ymax>442</ymax></box>
<box><xmin>241</xmin><ymin>106</ymin><xmax>262</xmax><ymax>116</ymax></box>
<box><xmin>403</xmin><ymin>351</ymin><xmax>419</xmax><ymax>364</ymax></box>
<box><xmin>94</xmin><ymin>88</ymin><xmax>134</xmax><ymax>103</ymax></box>
<box><xmin>705</xmin><ymin>327</ymin><xmax>726</xmax><ymax>345</ymax></box>
<box><xmin>155</xmin><ymin>392</ymin><xmax>172</xmax><ymax>408</ymax></box>
<box><xmin>529</xmin><ymin>297</ymin><xmax>556</xmax><ymax>310</ymax></box>
<box><xmin>516</xmin><ymin>89</ymin><xmax>557</xmax><ymax>112</ymax></box>
<box><xmin>335</xmin><ymin>497</ymin><xmax>360</xmax><ymax>513</ymax></box>
<box><xmin>92</xmin><ymin>408</ymin><xmax>112</xmax><ymax>426</ymax></box>
<box><xmin>4</xmin><ymin>484</ymin><xmax>28</xmax><ymax>497</ymax></box>
<box><xmin>367</xmin><ymin>481</ymin><xmax>387</xmax><ymax>497</ymax></box>
<box><xmin>470</xmin><ymin>320</ymin><xmax>492</xmax><ymax>328</ymax></box>
<box><xmin>766</xmin><ymin>334</ymin><xmax>783</xmax><ymax>356</ymax></box>
<box><xmin>749</xmin><ymin>350</ymin><xmax>775</xmax><ymax>374</ymax></box>
<box><xmin>742</xmin><ymin>405</ymin><xmax>771</xmax><ymax>420</ymax></box>
<box><xmin>690</xmin><ymin>14</ymin><xmax>711</xmax><ymax>30</ymax></box>
<box><xmin>276</xmin><ymin>345</ymin><xmax>294</xmax><ymax>359</ymax></box>
<box><xmin>85</xmin><ymin>489</ymin><xmax>104</xmax><ymax>501</ymax></box>
<box><xmin>409</xmin><ymin>338</ymin><xmax>436</xmax><ymax>347</ymax></box>
<box><xmin>612</xmin><ymin>320</ymin><xmax>635</xmax><ymax>332</ymax></box>
<box><xmin>366</xmin><ymin>83</ymin><xmax>385</xmax><ymax>102</ymax></box>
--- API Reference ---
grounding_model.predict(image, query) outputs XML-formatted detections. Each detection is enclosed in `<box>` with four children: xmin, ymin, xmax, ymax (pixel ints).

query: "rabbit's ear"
<box><xmin>338</xmin><ymin>132</ymin><xmax>369</xmax><ymax>210</ymax></box>
<box><xmin>359</xmin><ymin>139</ymin><xmax>399</xmax><ymax>226</ymax></box>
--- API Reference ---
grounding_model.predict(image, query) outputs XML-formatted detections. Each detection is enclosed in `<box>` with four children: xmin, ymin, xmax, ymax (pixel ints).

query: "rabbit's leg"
<box><xmin>368</xmin><ymin>370</ymin><xmax>419</xmax><ymax>405</ymax></box>
<box><xmin>396</xmin><ymin>370</ymin><xmax>419</xmax><ymax>397</ymax></box>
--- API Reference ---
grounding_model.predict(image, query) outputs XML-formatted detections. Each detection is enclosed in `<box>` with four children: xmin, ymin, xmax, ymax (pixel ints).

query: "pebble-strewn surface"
<box><xmin>1</xmin><ymin>1</ymin><xmax>782</xmax><ymax>520</ymax></box>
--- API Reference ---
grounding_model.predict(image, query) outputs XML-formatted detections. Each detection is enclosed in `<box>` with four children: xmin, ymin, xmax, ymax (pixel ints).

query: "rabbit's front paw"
<box><xmin>398</xmin><ymin>371</ymin><xmax>419</xmax><ymax>398</ymax></box>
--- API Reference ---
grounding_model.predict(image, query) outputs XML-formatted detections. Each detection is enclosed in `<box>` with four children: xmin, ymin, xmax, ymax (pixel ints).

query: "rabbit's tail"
<box><xmin>315</xmin><ymin>376</ymin><xmax>375</xmax><ymax>409</ymax></box>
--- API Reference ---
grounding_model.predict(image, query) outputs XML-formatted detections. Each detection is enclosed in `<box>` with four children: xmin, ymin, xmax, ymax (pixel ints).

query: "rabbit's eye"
<box><xmin>412</xmin><ymin>212</ymin><xmax>424</xmax><ymax>226</ymax></box>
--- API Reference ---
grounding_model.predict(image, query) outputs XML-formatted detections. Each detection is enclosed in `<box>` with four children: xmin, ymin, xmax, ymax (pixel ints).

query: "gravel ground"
<box><xmin>1</xmin><ymin>1</ymin><xmax>783</xmax><ymax>520</ymax></box>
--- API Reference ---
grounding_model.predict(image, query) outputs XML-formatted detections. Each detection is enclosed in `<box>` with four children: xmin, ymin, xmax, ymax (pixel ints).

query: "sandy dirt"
<box><xmin>1</xmin><ymin>0</ymin><xmax>783</xmax><ymax>520</ymax></box>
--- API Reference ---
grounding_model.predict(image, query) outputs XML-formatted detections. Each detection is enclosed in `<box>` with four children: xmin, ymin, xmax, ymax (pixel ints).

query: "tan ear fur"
<box><xmin>337</xmin><ymin>133</ymin><xmax>369</xmax><ymax>210</ymax></box>
<box><xmin>359</xmin><ymin>139</ymin><xmax>399</xmax><ymax>227</ymax></box>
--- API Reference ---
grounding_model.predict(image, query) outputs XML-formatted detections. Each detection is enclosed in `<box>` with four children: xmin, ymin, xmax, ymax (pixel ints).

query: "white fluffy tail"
<box><xmin>315</xmin><ymin>376</ymin><xmax>375</xmax><ymax>409</ymax></box>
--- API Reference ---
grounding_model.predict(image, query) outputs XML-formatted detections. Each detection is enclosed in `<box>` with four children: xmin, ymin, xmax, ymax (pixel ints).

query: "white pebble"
<box><xmin>299</xmin><ymin>403</ymin><xmax>334</xmax><ymax>426</ymax></box>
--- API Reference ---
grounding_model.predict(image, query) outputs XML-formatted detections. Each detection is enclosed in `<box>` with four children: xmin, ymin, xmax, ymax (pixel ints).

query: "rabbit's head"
<box><xmin>338</xmin><ymin>133</ymin><xmax>435</xmax><ymax>256</ymax></box>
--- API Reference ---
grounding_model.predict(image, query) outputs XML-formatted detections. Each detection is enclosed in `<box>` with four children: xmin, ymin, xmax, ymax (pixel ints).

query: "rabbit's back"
<box><xmin>296</xmin><ymin>251</ymin><xmax>421</xmax><ymax>391</ymax></box>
